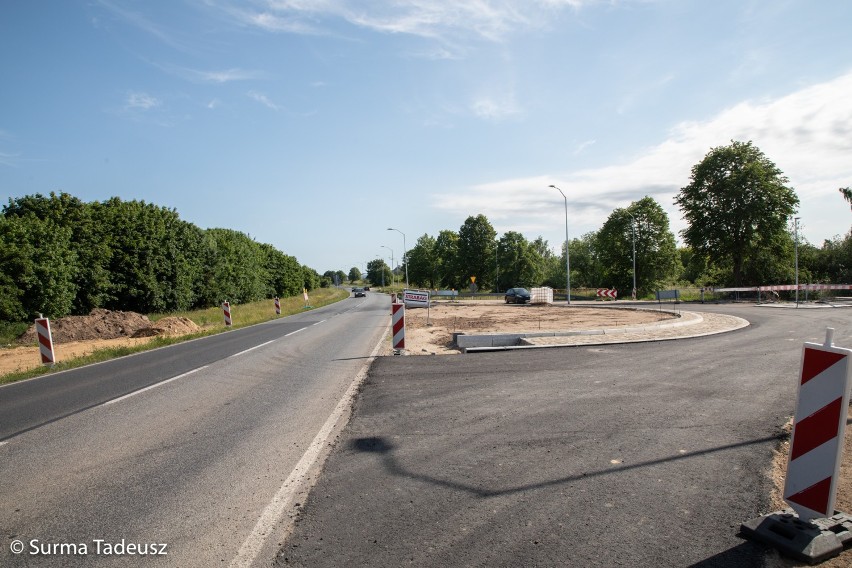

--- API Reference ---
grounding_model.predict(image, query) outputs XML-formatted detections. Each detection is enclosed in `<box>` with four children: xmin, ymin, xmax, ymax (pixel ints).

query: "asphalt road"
<box><xmin>275</xmin><ymin>304</ymin><xmax>852</xmax><ymax>568</ymax></box>
<box><xmin>0</xmin><ymin>292</ymin><xmax>390</xmax><ymax>567</ymax></box>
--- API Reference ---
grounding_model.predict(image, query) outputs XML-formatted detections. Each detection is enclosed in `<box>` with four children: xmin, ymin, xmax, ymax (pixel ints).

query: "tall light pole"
<box><xmin>387</xmin><ymin>228</ymin><xmax>408</xmax><ymax>288</ymax></box>
<box><xmin>628</xmin><ymin>213</ymin><xmax>636</xmax><ymax>300</ymax></box>
<box><xmin>381</xmin><ymin>245</ymin><xmax>394</xmax><ymax>287</ymax></box>
<box><xmin>549</xmin><ymin>185</ymin><xmax>571</xmax><ymax>304</ymax></box>
<box><xmin>794</xmin><ymin>217</ymin><xmax>800</xmax><ymax>307</ymax></box>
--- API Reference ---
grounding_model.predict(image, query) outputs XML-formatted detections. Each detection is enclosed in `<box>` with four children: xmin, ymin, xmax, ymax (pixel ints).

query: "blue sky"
<box><xmin>2</xmin><ymin>1</ymin><xmax>851</xmax><ymax>275</ymax></box>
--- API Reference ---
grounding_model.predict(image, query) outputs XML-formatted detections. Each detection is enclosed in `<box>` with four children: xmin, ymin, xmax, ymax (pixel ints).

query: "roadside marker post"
<box><xmin>740</xmin><ymin>328</ymin><xmax>852</xmax><ymax>563</ymax></box>
<box><xmin>392</xmin><ymin>302</ymin><xmax>405</xmax><ymax>354</ymax></box>
<box><xmin>223</xmin><ymin>301</ymin><xmax>232</xmax><ymax>327</ymax></box>
<box><xmin>35</xmin><ymin>314</ymin><xmax>56</xmax><ymax>366</ymax></box>
<box><xmin>784</xmin><ymin>328</ymin><xmax>852</xmax><ymax>521</ymax></box>
<box><xmin>596</xmin><ymin>288</ymin><xmax>617</xmax><ymax>300</ymax></box>
<box><xmin>274</xmin><ymin>297</ymin><xmax>281</xmax><ymax>315</ymax></box>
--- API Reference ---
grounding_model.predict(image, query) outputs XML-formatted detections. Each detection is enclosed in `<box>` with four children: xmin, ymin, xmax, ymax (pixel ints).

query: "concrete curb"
<box><xmin>458</xmin><ymin>310</ymin><xmax>749</xmax><ymax>353</ymax></box>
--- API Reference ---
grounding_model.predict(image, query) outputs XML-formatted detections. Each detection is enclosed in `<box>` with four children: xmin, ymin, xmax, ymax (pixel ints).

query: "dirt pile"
<box><xmin>132</xmin><ymin>317</ymin><xmax>200</xmax><ymax>338</ymax></box>
<box><xmin>19</xmin><ymin>309</ymin><xmax>154</xmax><ymax>344</ymax></box>
<box><xmin>18</xmin><ymin>310</ymin><xmax>202</xmax><ymax>344</ymax></box>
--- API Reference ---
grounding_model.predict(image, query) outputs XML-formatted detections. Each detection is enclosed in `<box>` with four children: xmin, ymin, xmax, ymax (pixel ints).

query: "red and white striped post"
<box><xmin>783</xmin><ymin>328</ymin><xmax>852</xmax><ymax>521</ymax></box>
<box><xmin>223</xmin><ymin>301</ymin><xmax>232</xmax><ymax>327</ymax></box>
<box><xmin>274</xmin><ymin>297</ymin><xmax>281</xmax><ymax>315</ymax></box>
<box><xmin>35</xmin><ymin>314</ymin><xmax>55</xmax><ymax>366</ymax></box>
<box><xmin>392</xmin><ymin>302</ymin><xmax>405</xmax><ymax>351</ymax></box>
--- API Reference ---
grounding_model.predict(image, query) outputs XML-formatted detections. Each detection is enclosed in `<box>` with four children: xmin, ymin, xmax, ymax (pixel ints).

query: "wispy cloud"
<box><xmin>433</xmin><ymin>71</ymin><xmax>852</xmax><ymax>244</ymax></box>
<box><xmin>471</xmin><ymin>94</ymin><xmax>520</xmax><ymax>120</ymax></box>
<box><xmin>0</xmin><ymin>150</ymin><xmax>21</xmax><ymax>168</ymax></box>
<box><xmin>125</xmin><ymin>92</ymin><xmax>161</xmax><ymax>110</ymax></box>
<box><xmin>573</xmin><ymin>139</ymin><xmax>596</xmax><ymax>155</ymax></box>
<box><xmin>247</xmin><ymin>90</ymin><xmax>280</xmax><ymax>111</ymax></box>
<box><xmin>218</xmin><ymin>0</ymin><xmax>603</xmax><ymax>42</ymax></box>
<box><xmin>96</xmin><ymin>0</ymin><xmax>195</xmax><ymax>52</ymax></box>
<box><xmin>184</xmin><ymin>66</ymin><xmax>266</xmax><ymax>84</ymax></box>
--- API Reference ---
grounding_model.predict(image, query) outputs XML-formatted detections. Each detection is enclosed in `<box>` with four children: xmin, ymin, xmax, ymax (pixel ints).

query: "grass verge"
<box><xmin>0</xmin><ymin>288</ymin><xmax>349</xmax><ymax>386</ymax></box>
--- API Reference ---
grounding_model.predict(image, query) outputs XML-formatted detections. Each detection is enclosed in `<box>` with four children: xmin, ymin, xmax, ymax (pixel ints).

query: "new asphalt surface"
<box><xmin>274</xmin><ymin>302</ymin><xmax>852</xmax><ymax>568</ymax></box>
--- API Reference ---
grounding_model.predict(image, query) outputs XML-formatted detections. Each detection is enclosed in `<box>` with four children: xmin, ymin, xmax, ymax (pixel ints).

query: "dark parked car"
<box><xmin>353</xmin><ymin>287</ymin><xmax>366</xmax><ymax>298</ymax></box>
<box><xmin>504</xmin><ymin>287</ymin><xmax>531</xmax><ymax>304</ymax></box>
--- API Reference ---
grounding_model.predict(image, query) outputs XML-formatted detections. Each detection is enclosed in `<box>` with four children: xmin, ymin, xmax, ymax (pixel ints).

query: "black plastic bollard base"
<box><xmin>740</xmin><ymin>509</ymin><xmax>852</xmax><ymax>565</ymax></box>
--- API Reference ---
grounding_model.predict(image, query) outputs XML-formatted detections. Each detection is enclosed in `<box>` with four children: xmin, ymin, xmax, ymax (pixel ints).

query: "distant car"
<box><xmin>504</xmin><ymin>287</ymin><xmax>531</xmax><ymax>304</ymax></box>
<box><xmin>364</xmin><ymin>286</ymin><xmax>370</xmax><ymax>291</ymax></box>
<box><xmin>353</xmin><ymin>287</ymin><xmax>366</xmax><ymax>297</ymax></box>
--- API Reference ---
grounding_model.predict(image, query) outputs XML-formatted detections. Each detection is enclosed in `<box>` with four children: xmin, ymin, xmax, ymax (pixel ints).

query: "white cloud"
<box><xmin>247</xmin><ymin>90</ymin><xmax>280</xmax><ymax>111</ymax></box>
<box><xmin>0</xmin><ymin>150</ymin><xmax>20</xmax><ymax>167</ymax></box>
<box><xmin>191</xmin><ymin>67</ymin><xmax>265</xmax><ymax>83</ymax></box>
<box><xmin>226</xmin><ymin>0</ymin><xmax>604</xmax><ymax>41</ymax></box>
<box><xmin>471</xmin><ymin>94</ymin><xmax>520</xmax><ymax>120</ymax></box>
<box><xmin>433</xmin><ymin>71</ymin><xmax>852</xmax><ymax>245</ymax></box>
<box><xmin>573</xmin><ymin>139</ymin><xmax>596</xmax><ymax>155</ymax></box>
<box><xmin>125</xmin><ymin>92</ymin><xmax>161</xmax><ymax>110</ymax></box>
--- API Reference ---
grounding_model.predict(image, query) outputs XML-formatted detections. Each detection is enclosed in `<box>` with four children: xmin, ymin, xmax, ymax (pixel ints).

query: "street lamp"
<box><xmin>387</xmin><ymin>228</ymin><xmax>409</xmax><ymax>288</ymax></box>
<box><xmin>628</xmin><ymin>213</ymin><xmax>636</xmax><ymax>300</ymax></box>
<box><xmin>794</xmin><ymin>217</ymin><xmax>800</xmax><ymax>307</ymax></box>
<box><xmin>548</xmin><ymin>185</ymin><xmax>571</xmax><ymax>304</ymax></box>
<box><xmin>381</xmin><ymin>245</ymin><xmax>394</xmax><ymax>287</ymax></box>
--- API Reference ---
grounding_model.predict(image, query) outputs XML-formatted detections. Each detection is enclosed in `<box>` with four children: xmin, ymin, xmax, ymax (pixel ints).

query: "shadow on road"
<box><xmin>351</xmin><ymin>432</ymin><xmax>785</xmax><ymax>499</ymax></box>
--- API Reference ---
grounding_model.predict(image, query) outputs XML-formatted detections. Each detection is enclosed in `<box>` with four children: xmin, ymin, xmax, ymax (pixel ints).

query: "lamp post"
<box><xmin>381</xmin><ymin>245</ymin><xmax>394</xmax><ymax>287</ymax></box>
<box><xmin>628</xmin><ymin>213</ymin><xmax>636</xmax><ymax>300</ymax></box>
<box><xmin>548</xmin><ymin>185</ymin><xmax>571</xmax><ymax>304</ymax></box>
<box><xmin>794</xmin><ymin>217</ymin><xmax>800</xmax><ymax>307</ymax></box>
<box><xmin>387</xmin><ymin>228</ymin><xmax>408</xmax><ymax>288</ymax></box>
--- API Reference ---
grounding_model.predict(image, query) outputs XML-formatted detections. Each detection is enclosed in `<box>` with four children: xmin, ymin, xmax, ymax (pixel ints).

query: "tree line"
<box><xmin>365</xmin><ymin>141</ymin><xmax>851</xmax><ymax>295</ymax></box>
<box><xmin>0</xmin><ymin>192</ymin><xmax>322</xmax><ymax>322</ymax></box>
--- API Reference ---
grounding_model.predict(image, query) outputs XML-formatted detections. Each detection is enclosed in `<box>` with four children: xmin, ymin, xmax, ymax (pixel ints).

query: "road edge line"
<box><xmin>228</xmin><ymin>323</ymin><xmax>391</xmax><ymax>568</ymax></box>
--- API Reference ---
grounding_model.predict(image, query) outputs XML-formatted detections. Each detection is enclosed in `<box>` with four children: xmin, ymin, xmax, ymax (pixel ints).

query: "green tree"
<box><xmin>457</xmin><ymin>215</ymin><xmax>496</xmax><ymax>291</ymax></box>
<box><xmin>840</xmin><ymin>187</ymin><xmax>852</xmax><ymax>212</ymax></box>
<box><xmin>496</xmin><ymin>231</ymin><xmax>543</xmax><ymax>290</ymax></box>
<box><xmin>303</xmin><ymin>266</ymin><xmax>321</xmax><ymax>291</ymax></box>
<box><xmin>198</xmin><ymin>228</ymin><xmax>268</xmax><ymax>306</ymax></box>
<box><xmin>434</xmin><ymin>230</ymin><xmax>461</xmax><ymax>289</ymax></box>
<box><xmin>366</xmin><ymin>259</ymin><xmax>392</xmax><ymax>287</ymax></box>
<box><xmin>596</xmin><ymin>197</ymin><xmax>680</xmax><ymax>296</ymax></box>
<box><xmin>0</xmin><ymin>214</ymin><xmax>77</xmax><ymax>320</ymax></box>
<box><xmin>675</xmin><ymin>140</ymin><xmax>799</xmax><ymax>286</ymax></box>
<box><xmin>263</xmin><ymin>245</ymin><xmax>304</xmax><ymax>298</ymax></box>
<box><xmin>564</xmin><ymin>232</ymin><xmax>601</xmax><ymax>289</ymax></box>
<box><xmin>348</xmin><ymin>267</ymin><xmax>362</xmax><ymax>282</ymax></box>
<box><xmin>406</xmin><ymin>234</ymin><xmax>438</xmax><ymax>288</ymax></box>
<box><xmin>4</xmin><ymin>192</ymin><xmax>113</xmax><ymax>313</ymax></box>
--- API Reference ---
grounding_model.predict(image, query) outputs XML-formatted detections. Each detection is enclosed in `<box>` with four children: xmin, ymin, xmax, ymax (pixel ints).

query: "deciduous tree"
<box><xmin>675</xmin><ymin>141</ymin><xmax>799</xmax><ymax>286</ymax></box>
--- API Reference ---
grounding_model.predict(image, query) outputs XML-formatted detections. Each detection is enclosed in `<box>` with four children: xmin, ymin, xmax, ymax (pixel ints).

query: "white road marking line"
<box><xmin>312</xmin><ymin>320</ymin><xmax>326</xmax><ymax>326</ymax></box>
<box><xmin>101</xmin><ymin>366</ymin><xmax>209</xmax><ymax>406</ymax></box>
<box><xmin>228</xmin><ymin>326</ymin><xmax>390</xmax><ymax>568</ymax></box>
<box><xmin>285</xmin><ymin>327</ymin><xmax>306</xmax><ymax>337</ymax></box>
<box><xmin>229</xmin><ymin>340</ymin><xmax>276</xmax><ymax>358</ymax></box>
<box><xmin>0</xmin><ymin>441</ymin><xmax>8</xmax><ymax>448</ymax></box>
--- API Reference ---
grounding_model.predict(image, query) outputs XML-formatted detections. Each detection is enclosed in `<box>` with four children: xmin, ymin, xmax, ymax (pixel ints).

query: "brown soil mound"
<box><xmin>132</xmin><ymin>317</ymin><xmax>200</xmax><ymax>338</ymax></box>
<box><xmin>18</xmin><ymin>309</ymin><xmax>153</xmax><ymax>344</ymax></box>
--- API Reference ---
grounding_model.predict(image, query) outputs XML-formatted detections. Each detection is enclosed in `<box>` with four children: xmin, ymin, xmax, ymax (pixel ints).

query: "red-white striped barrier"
<box><xmin>35</xmin><ymin>316</ymin><xmax>55</xmax><ymax>366</ymax></box>
<box><xmin>223</xmin><ymin>301</ymin><xmax>232</xmax><ymax>327</ymax></box>
<box><xmin>274</xmin><ymin>297</ymin><xmax>281</xmax><ymax>315</ymax></box>
<box><xmin>596</xmin><ymin>288</ymin><xmax>617</xmax><ymax>299</ymax></box>
<box><xmin>783</xmin><ymin>329</ymin><xmax>852</xmax><ymax>521</ymax></box>
<box><xmin>392</xmin><ymin>302</ymin><xmax>405</xmax><ymax>350</ymax></box>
